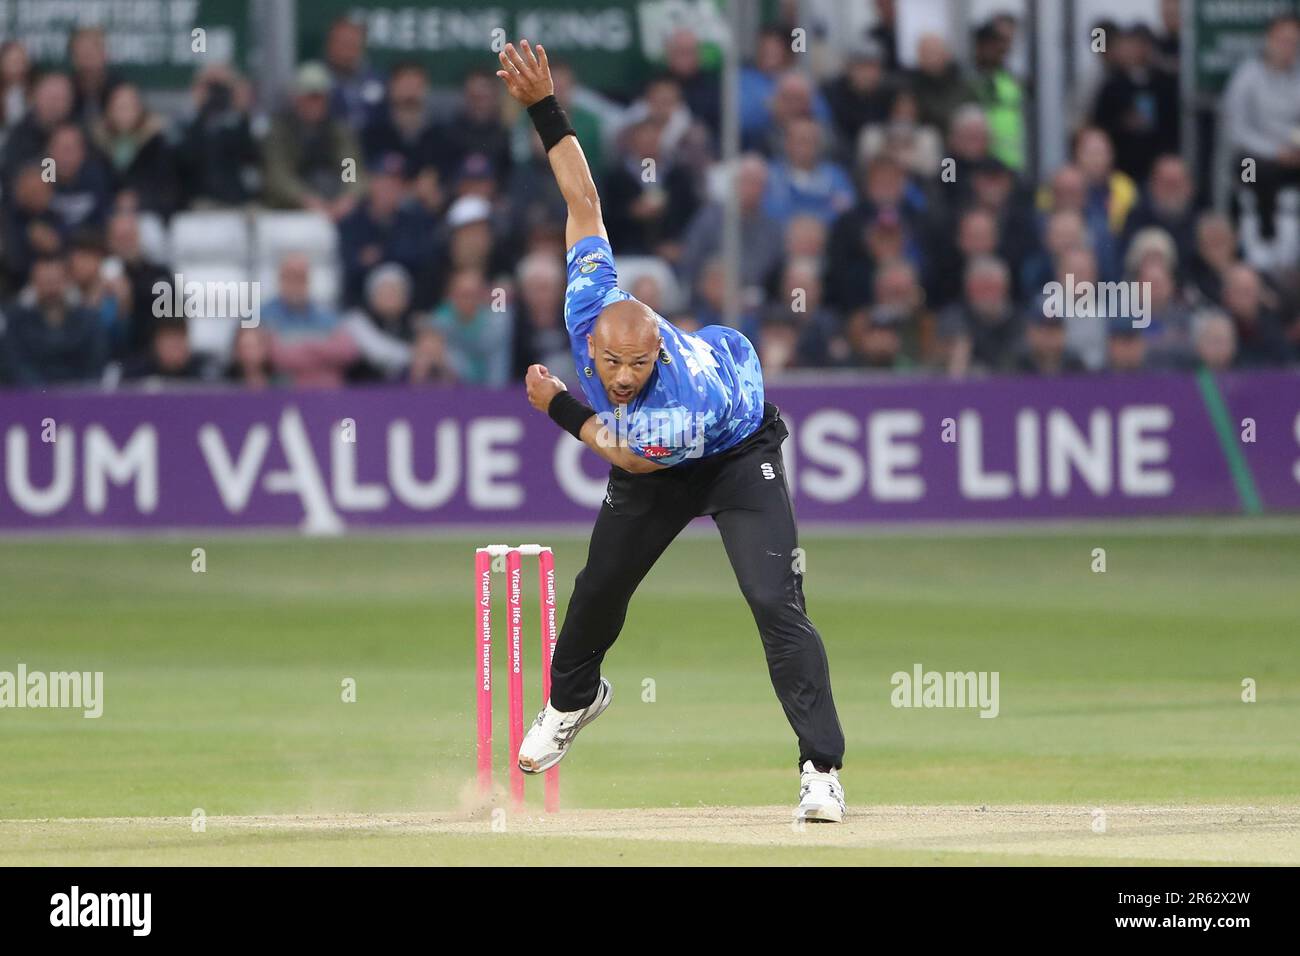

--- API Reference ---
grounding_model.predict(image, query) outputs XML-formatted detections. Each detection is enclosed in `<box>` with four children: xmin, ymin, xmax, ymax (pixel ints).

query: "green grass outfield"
<box><xmin>1</xmin><ymin>519</ymin><xmax>1298</xmax><ymax>865</ymax></box>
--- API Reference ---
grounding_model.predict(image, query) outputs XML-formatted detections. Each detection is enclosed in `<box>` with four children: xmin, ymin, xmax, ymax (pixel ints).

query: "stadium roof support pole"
<box><xmin>1032</xmin><ymin>0</ymin><xmax>1067</xmax><ymax>181</ymax></box>
<box><xmin>721</xmin><ymin>0</ymin><xmax>743</xmax><ymax>330</ymax></box>
<box><xmin>254</xmin><ymin>0</ymin><xmax>297</xmax><ymax>110</ymax></box>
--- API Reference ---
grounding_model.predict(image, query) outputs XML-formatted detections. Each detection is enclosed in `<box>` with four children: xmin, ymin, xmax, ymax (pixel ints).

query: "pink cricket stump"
<box><xmin>507</xmin><ymin>548</ymin><xmax>525</xmax><ymax>809</ymax></box>
<box><xmin>475</xmin><ymin>549</ymin><xmax>493</xmax><ymax>796</ymax></box>
<box><xmin>538</xmin><ymin>547</ymin><xmax>560</xmax><ymax>813</ymax></box>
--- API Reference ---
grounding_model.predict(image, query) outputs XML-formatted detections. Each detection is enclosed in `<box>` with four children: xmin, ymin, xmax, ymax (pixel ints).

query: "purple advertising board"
<box><xmin>1</xmin><ymin>371</ymin><xmax>1297</xmax><ymax>531</ymax></box>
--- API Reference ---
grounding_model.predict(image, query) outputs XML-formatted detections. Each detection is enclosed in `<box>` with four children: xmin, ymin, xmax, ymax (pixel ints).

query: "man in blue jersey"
<box><xmin>498</xmin><ymin>40</ymin><xmax>845</xmax><ymax>821</ymax></box>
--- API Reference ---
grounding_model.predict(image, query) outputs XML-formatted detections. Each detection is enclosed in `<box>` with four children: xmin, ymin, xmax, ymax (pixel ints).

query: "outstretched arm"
<box><xmin>497</xmin><ymin>39</ymin><xmax>605</xmax><ymax>248</ymax></box>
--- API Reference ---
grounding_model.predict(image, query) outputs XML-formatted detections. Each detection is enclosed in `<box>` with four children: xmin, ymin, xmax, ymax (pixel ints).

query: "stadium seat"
<box><xmin>174</xmin><ymin>262</ymin><xmax>254</xmax><ymax>361</ymax></box>
<box><xmin>136</xmin><ymin>212</ymin><xmax>170</xmax><ymax>265</ymax></box>
<box><xmin>169</xmin><ymin>210</ymin><xmax>250</xmax><ymax>266</ymax></box>
<box><xmin>253</xmin><ymin>211</ymin><xmax>338</xmax><ymax>264</ymax></box>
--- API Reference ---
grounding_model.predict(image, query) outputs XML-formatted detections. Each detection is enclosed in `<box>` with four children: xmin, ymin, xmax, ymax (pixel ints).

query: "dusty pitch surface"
<box><xmin>8</xmin><ymin>805</ymin><xmax>1298</xmax><ymax>865</ymax></box>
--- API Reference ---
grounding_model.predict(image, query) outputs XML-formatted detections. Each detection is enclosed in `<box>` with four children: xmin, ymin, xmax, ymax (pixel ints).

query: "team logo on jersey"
<box><xmin>641</xmin><ymin>445</ymin><xmax>671</xmax><ymax>459</ymax></box>
<box><xmin>579</xmin><ymin>261</ymin><xmax>598</xmax><ymax>274</ymax></box>
<box><xmin>584</xmin><ymin>366</ymin><xmax>593</xmax><ymax>377</ymax></box>
<box><xmin>659</xmin><ymin>347</ymin><xmax>671</xmax><ymax>365</ymax></box>
<box><xmin>760</xmin><ymin>462</ymin><xmax>776</xmax><ymax>480</ymax></box>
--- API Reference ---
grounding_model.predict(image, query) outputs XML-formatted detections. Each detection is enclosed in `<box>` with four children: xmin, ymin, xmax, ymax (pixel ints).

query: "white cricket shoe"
<box><xmin>517</xmin><ymin>678</ymin><xmax>613</xmax><ymax>775</ymax></box>
<box><xmin>796</xmin><ymin>760</ymin><xmax>846</xmax><ymax>823</ymax></box>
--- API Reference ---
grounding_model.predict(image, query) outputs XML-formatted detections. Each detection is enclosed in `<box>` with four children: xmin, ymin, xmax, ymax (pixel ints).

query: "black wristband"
<box><xmin>527</xmin><ymin>94</ymin><xmax>576</xmax><ymax>152</ymax></box>
<box><xmin>547</xmin><ymin>389</ymin><xmax>595</xmax><ymax>440</ymax></box>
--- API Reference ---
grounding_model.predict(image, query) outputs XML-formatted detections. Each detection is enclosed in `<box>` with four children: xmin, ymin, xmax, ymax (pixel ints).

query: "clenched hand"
<box><xmin>525</xmin><ymin>364</ymin><xmax>567</xmax><ymax>413</ymax></box>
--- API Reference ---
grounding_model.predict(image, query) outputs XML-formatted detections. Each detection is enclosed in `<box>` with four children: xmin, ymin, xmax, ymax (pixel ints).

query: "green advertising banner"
<box><xmin>1194</xmin><ymin>0</ymin><xmax>1299</xmax><ymax>94</ymax></box>
<box><xmin>297</xmin><ymin>0</ymin><xmax>726</xmax><ymax>97</ymax></box>
<box><xmin>0</xmin><ymin>0</ymin><xmax>250</xmax><ymax>88</ymax></box>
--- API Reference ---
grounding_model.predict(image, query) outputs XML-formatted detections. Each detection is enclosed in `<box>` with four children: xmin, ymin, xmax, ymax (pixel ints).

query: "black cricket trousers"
<box><xmin>549</xmin><ymin>403</ymin><xmax>845</xmax><ymax>769</ymax></box>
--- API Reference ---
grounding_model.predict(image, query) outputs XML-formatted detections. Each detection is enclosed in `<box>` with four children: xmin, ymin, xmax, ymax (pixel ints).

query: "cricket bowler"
<box><xmin>497</xmin><ymin>40</ymin><xmax>846</xmax><ymax>821</ymax></box>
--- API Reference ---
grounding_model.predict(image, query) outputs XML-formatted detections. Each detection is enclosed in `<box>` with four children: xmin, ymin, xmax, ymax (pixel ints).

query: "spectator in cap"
<box><xmin>324</xmin><ymin>17</ymin><xmax>386</xmax><ymax>130</ymax></box>
<box><xmin>361</xmin><ymin>62</ymin><xmax>439</xmax><ymax>186</ymax></box>
<box><xmin>869</xmin><ymin>258</ymin><xmax>930</xmax><ymax>364</ymax></box>
<box><xmin>969</xmin><ymin>157</ymin><xmax>1039</xmax><ymax>280</ymax></box>
<box><xmin>454</xmin><ymin>152</ymin><xmax>498</xmax><ymax>201</ymax></box>
<box><xmin>263</xmin><ymin>61</ymin><xmax>365</xmax><ymax>219</ymax></box>
<box><xmin>1124</xmin><ymin>226</ymin><xmax>1178</xmax><ymax>279</ymax></box>
<box><xmin>970</xmin><ymin>19</ymin><xmax>1025</xmax><ymax>171</ymax></box>
<box><xmin>1090</xmin><ymin>24</ymin><xmax>1179</xmax><ymax>183</ymax></box>
<box><xmin>1014</xmin><ymin>310</ymin><xmax>1085</xmax><ymax>376</ymax></box>
<box><xmin>822</xmin><ymin>39</ymin><xmax>896</xmax><ymax>150</ymax></box>
<box><xmin>444</xmin><ymin>192</ymin><xmax>512</xmax><ymax>283</ymax></box>
<box><xmin>338</xmin><ymin>152</ymin><xmax>437</xmax><ymax>309</ymax></box>
<box><xmin>838</xmin><ymin>305</ymin><xmax>916</xmax><ymax>370</ymax></box>
<box><xmin>828</xmin><ymin>164</ymin><xmax>926</xmax><ymax>312</ymax></box>
<box><xmin>1105</xmin><ymin>317</ymin><xmax>1149</xmax><ymax>372</ymax></box>
<box><xmin>436</xmin><ymin>69</ymin><xmax>511</xmax><ymax>190</ymax></box>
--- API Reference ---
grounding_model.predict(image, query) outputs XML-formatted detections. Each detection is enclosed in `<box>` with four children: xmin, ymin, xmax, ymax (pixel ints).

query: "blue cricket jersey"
<box><xmin>564</xmin><ymin>235</ymin><xmax>766</xmax><ymax>466</ymax></box>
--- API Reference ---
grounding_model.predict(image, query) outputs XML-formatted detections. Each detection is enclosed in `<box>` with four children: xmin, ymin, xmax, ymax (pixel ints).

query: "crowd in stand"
<box><xmin>2</xmin><ymin>7</ymin><xmax>1300</xmax><ymax>390</ymax></box>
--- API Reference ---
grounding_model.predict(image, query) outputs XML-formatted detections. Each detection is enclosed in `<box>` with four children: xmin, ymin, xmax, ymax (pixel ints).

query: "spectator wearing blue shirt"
<box><xmin>761</xmin><ymin>117</ymin><xmax>854</xmax><ymax>226</ymax></box>
<box><xmin>338</xmin><ymin>154</ymin><xmax>437</xmax><ymax>308</ymax></box>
